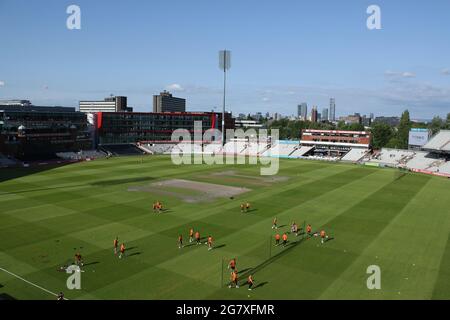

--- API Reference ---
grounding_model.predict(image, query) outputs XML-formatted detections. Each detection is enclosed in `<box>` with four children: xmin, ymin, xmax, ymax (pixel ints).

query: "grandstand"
<box><xmin>56</xmin><ymin>150</ymin><xmax>106</xmax><ymax>161</ymax></box>
<box><xmin>245</xmin><ymin>142</ymin><xmax>269</xmax><ymax>156</ymax></box>
<box><xmin>422</xmin><ymin>130</ymin><xmax>450</xmax><ymax>153</ymax></box>
<box><xmin>138</xmin><ymin>143</ymin><xmax>176</xmax><ymax>155</ymax></box>
<box><xmin>341</xmin><ymin>148</ymin><xmax>369</xmax><ymax>162</ymax></box>
<box><xmin>261</xmin><ymin>141</ymin><xmax>298</xmax><ymax>158</ymax></box>
<box><xmin>0</xmin><ymin>153</ymin><xmax>18</xmax><ymax>167</ymax></box>
<box><xmin>99</xmin><ymin>144</ymin><xmax>144</xmax><ymax>156</ymax></box>
<box><xmin>222</xmin><ymin>140</ymin><xmax>247</xmax><ymax>155</ymax></box>
<box><xmin>289</xmin><ymin>146</ymin><xmax>314</xmax><ymax>158</ymax></box>
<box><xmin>368</xmin><ymin>148</ymin><xmax>416</xmax><ymax>167</ymax></box>
<box><xmin>300</xmin><ymin>129</ymin><xmax>371</xmax><ymax>160</ymax></box>
<box><xmin>405</xmin><ymin>151</ymin><xmax>441</xmax><ymax>171</ymax></box>
<box><xmin>436</xmin><ymin>161</ymin><xmax>450</xmax><ymax>174</ymax></box>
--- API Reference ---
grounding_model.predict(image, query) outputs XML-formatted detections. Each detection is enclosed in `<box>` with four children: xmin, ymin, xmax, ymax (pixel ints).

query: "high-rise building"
<box><xmin>298</xmin><ymin>103</ymin><xmax>307</xmax><ymax>120</ymax></box>
<box><xmin>311</xmin><ymin>106</ymin><xmax>318</xmax><ymax>123</ymax></box>
<box><xmin>329</xmin><ymin>98</ymin><xmax>336</xmax><ymax>121</ymax></box>
<box><xmin>322</xmin><ymin>108</ymin><xmax>329</xmax><ymax>121</ymax></box>
<box><xmin>79</xmin><ymin>96</ymin><xmax>131</xmax><ymax>113</ymax></box>
<box><xmin>153</xmin><ymin>90</ymin><xmax>186</xmax><ymax>113</ymax></box>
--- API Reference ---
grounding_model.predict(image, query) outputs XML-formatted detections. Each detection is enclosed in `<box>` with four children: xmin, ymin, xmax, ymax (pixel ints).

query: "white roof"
<box><xmin>423</xmin><ymin>130</ymin><xmax>450</xmax><ymax>151</ymax></box>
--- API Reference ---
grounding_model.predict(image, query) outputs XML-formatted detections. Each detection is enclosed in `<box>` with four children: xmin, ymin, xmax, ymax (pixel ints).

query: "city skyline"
<box><xmin>1</xmin><ymin>0</ymin><xmax>450</xmax><ymax>119</ymax></box>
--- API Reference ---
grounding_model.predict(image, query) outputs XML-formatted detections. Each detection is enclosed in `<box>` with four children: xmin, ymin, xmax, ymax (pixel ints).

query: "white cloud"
<box><xmin>165</xmin><ymin>83</ymin><xmax>185</xmax><ymax>92</ymax></box>
<box><xmin>0</xmin><ymin>80</ymin><xmax>5</xmax><ymax>87</ymax></box>
<box><xmin>401</xmin><ymin>72</ymin><xmax>416</xmax><ymax>78</ymax></box>
<box><xmin>441</xmin><ymin>68</ymin><xmax>450</xmax><ymax>76</ymax></box>
<box><xmin>262</xmin><ymin>97</ymin><xmax>270</xmax><ymax>102</ymax></box>
<box><xmin>384</xmin><ymin>70</ymin><xmax>416</xmax><ymax>78</ymax></box>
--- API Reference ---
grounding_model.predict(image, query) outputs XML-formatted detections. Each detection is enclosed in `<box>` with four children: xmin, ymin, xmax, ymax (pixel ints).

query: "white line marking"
<box><xmin>0</xmin><ymin>267</ymin><xmax>69</xmax><ymax>300</ymax></box>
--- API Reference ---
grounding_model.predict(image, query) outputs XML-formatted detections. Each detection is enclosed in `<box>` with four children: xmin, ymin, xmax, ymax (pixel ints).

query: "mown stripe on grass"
<box><xmin>432</xmin><ymin>233</ymin><xmax>450</xmax><ymax>299</ymax></box>
<box><xmin>309</xmin><ymin>173</ymin><xmax>431</xmax><ymax>298</ymax></box>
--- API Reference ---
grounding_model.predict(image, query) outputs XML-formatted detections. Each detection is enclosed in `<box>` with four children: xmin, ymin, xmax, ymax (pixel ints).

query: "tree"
<box><xmin>396</xmin><ymin>110</ymin><xmax>411</xmax><ymax>149</ymax></box>
<box><xmin>429</xmin><ymin>116</ymin><xmax>444</xmax><ymax>135</ymax></box>
<box><xmin>371</xmin><ymin>122</ymin><xmax>394</xmax><ymax>149</ymax></box>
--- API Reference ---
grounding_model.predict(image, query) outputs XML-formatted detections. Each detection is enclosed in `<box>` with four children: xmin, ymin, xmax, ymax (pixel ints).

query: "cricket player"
<box><xmin>275</xmin><ymin>233</ymin><xmax>281</xmax><ymax>246</ymax></box>
<box><xmin>272</xmin><ymin>217</ymin><xmax>278</xmax><ymax>229</ymax></box>
<box><xmin>178</xmin><ymin>234</ymin><xmax>183</xmax><ymax>249</ymax></box>
<box><xmin>320</xmin><ymin>230</ymin><xmax>329</xmax><ymax>244</ymax></box>
<box><xmin>74</xmin><ymin>253</ymin><xmax>83</xmax><ymax>266</ymax></box>
<box><xmin>228</xmin><ymin>258</ymin><xmax>237</xmax><ymax>271</ymax></box>
<box><xmin>229</xmin><ymin>270</ymin><xmax>239</xmax><ymax>289</ymax></box>
<box><xmin>195</xmin><ymin>231</ymin><xmax>201</xmax><ymax>245</ymax></box>
<box><xmin>207</xmin><ymin>235</ymin><xmax>213</xmax><ymax>251</ymax></box>
<box><xmin>189</xmin><ymin>228</ymin><xmax>194</xmax><ymax>243</ymax></box>
<box><xmin>119</xmin><ymin>243</ymin><xmax>126</xmax><ymax>259</ymax></box>
<box><xmin>113</xmin><ymin>237</ymin><xmax>119</xmax><ymax>255</ymax></box>
<box><xmin>282</xmin><ymin>233</ymin><xmax>288</xmax><ymax>246</ymax></box>
<box><xmin>247</xmin><ymin>275</ymin><xmax>254</xmax><ymax>291</ymax></box>
<box><xmin>291</xmin><ymin>222</ymin><xmax>298</xmax><ymax>237</ymax></box>
<box><xmin>306</xmin><ymin>224</ymin><xmax>312</xmax><ymax>237</ymax></box>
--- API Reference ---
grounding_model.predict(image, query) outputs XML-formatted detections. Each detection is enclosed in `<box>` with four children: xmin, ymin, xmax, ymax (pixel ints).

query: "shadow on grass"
<box><xmin>128</xmin><ymin>252</ymin><xmax>142</xmax><ymax>257</ymax></box>
<box><xmin>237</xmin><ymin>268</ymin><xmax>252</xmax><ymax>274</ymax></box>
<box><xmin>0</xmin><ymin>293</ymin><xmax>16</xmax><ymax>300</ymax></box>
<box><xmin>253</xmin><ymin>281</ymin><xmax>269</xmax><ymax>289</ymax></box>
<box><xmin>213</xmin><ymin>244</ymin><xmax>226</xmax><ymax>250</ymax></box>
<box><xmin>91</xmin><ymin>176</ymin><xmax>155</xmax><ymax>186</ymax></box>
<box><xmin>238</xmin><ymin>237</ymin><xmax>305</xmax><ymax>285</ymax></box>
<box><xmin>83</xmin><ymin>261</ymin><xmax>100</xmax><ymax>267</ymax></box>
<box><xmin>0</xmin><ymin>162</ymin><xmax>74</xmax><ymax>184</ymax></box>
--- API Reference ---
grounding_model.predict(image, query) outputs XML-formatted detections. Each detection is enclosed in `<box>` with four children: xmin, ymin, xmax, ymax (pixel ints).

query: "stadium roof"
<box><xmin>422</xmin><ymin>130</ymin><xmax>450</xmax><ymax>153</ymax></box>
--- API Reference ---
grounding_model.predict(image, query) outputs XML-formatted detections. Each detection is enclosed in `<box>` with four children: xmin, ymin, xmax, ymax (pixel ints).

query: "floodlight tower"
<box><xmin>219</xmin><ymin>50</ymin><xmax>231</xmax><ymax>146</ymax></box>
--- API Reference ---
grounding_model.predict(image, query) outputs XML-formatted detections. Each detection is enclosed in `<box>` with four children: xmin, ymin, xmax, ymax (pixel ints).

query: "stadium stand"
<box><xmin>341</xmin><ymin>148</ymin><xmax>369</xmax><ymax>162</ymax></box>
<box><xmin>369</xmin><ymin>148</ymin><xmax>416</xmax><ymax>166</ymax></box>
<box><xmin>436</xmin><ymin>161</ymin><xmax>450</xmax><ymax>174</ymax></box>
<box><xmin>245</xmin><ymin>142</ymin><xmax>269</xmax><ymax>156</ymax></box>
<box><xmin>422</xmin><ymin>130</ymin><xmax>450</xmax><ymax>152</ymax></box>
<box><xmin>222</xmin><ymin>141</ymin><xmax>247</xmax><ymax>155</ymax></box>
<box><xmin>139</xmin><ymin>143</ymin><xmax>176</xmax><ymax>154</ymax></box>
<box><xmin>289</xmin><ymin>146</ymin><xmax>314</xmax><ymax>158</ymax></box>
<box><xmin>0</xmin><ymin>153</ymin><xmax>18</xmax><ymax>167</ymax></box>
<box><xmin>56</xmin><ymin>150</ymin><xmax>106</xmax><ymax>160</ymax></box>
<box><xmin>405</xmin><ymin>151</ymin><xmax>442</xmax><ymax>171</ymax></box>
<box><xmin>99</xmin><ymin>144</ymin><xmax>144</xmax><ymax>156</ymax></box>
<box><xmin>261</xmin><ymin>141</ymin><xmax>298</xmax><ymax>158</ymax></box>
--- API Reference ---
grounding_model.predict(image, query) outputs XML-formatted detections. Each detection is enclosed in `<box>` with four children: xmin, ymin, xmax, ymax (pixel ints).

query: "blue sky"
<box><xmin>1</xmin><ymin>0</ymin><xmax>449</xmax><ymax>119</ymax></box>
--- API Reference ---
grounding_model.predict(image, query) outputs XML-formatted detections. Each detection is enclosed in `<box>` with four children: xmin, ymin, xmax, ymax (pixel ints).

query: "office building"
<box><xmin>329</xmin><ymin>98</ymin><xmax>336</xmax><ymax>121</ymax></box>
<box><xmin>153</xmin><ymin>91</ymin><xmax>186</xmax><ymax>113</ymax></box>
<box><xmin>311</xmin><ymin>106</ymin><xmax>318</xmax><ymax>123</ymax></box>
<box><xmin>322</xmin><ymin>108</ymin><xmax>329</xmax><ymax>121</ymax></box>
<box><xmin>298</xmin><ymin>103</ymin><xmax>307</xmax><ymax>120</ymax></box>
<box><xmin>79</xmin><ymin>96</ymin><xmax>131</xmax><ymax>113</ymax></box>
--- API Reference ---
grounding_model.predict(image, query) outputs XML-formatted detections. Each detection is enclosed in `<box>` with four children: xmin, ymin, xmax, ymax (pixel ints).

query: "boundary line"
<box><xmin>0</xmin><ymin>267</ymin><xmax>69</xmax><ymax>300</ymax></box>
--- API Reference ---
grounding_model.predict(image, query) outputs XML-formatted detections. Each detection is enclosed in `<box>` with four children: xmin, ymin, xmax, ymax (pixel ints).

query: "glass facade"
<box><xmin>97</xmin><ymin>112</ymin><xmax>234</xmax><ymax>145</ymax></box>
<box><xmin>0</xmin><ymin>109</ymin><xmax>91</xmax><ymax>159</ymax></box>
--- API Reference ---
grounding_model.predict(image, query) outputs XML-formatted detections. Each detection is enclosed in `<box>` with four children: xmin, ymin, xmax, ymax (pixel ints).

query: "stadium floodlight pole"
<box><xmin>219</xmin><ymin>50</ymin><xmax>231</xmax><ymax>146</ymax></box>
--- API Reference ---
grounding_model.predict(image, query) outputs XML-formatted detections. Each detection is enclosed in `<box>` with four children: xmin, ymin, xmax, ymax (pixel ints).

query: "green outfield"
<box><xmin>0</xmin><ymin>155</ymin><xmax>449</xmax><ymax>300</ymax></box>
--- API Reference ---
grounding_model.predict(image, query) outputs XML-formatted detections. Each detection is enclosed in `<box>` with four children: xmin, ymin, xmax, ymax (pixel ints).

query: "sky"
<box><xmin>1</xmin><ymin>0</ymin><xmax>450</xmax><ymax>120</ymax></box>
